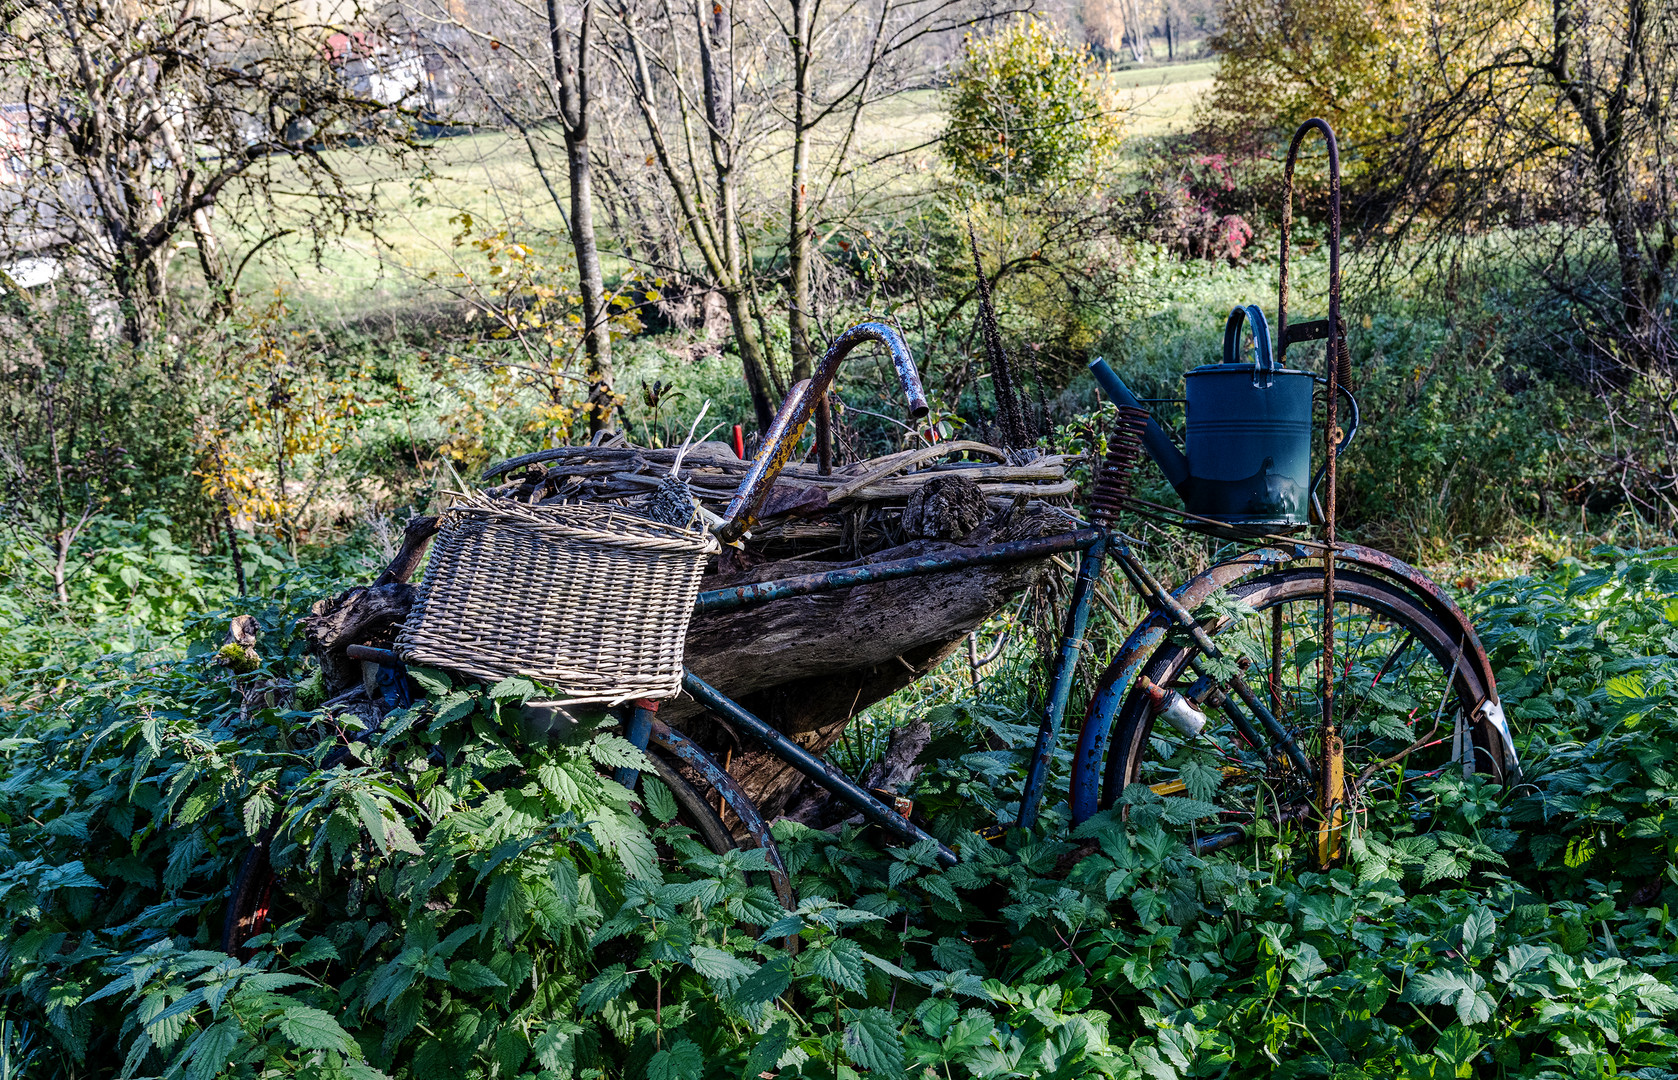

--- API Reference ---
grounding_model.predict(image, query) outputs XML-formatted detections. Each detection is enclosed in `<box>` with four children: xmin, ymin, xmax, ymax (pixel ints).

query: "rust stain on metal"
<box><xmin>717</xmin><ymin>322</ymin><xmax>928</xmax><ymax>543</ymax></box>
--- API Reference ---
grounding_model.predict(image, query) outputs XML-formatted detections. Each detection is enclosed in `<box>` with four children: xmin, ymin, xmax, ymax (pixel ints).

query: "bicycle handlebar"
<box><xmin>713</xmin><ymin>321</ymin><xmax>928</xmax><ymax>543</ymax></box>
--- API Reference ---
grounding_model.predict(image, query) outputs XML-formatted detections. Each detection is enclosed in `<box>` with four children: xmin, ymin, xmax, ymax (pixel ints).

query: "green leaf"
<box><xmin>177</xmin><ymin>783</ymin><xmax>218</xmax><ymax>825</ymax></box>
<box><xmin>689</xmin><ymin>945</ymin><xmax>756</xmax><ymax>982</ymax></box>
<box><xmin>1433</xmin><ymin>1024</ymin><xmax>1480</xmax><ymax>1066</ymax></box>
<box><xmin>732</xmin><ymin>955</ymin><xmax>793</xmax><ymax>1007</ymax></box>
<box><xmin>589</xmin><ymin>734</ymin><xmax>650</xmax><ymax>770</ymax></box>
<box><xmin>352</xmin><ymin>790</ymin><xmax>388</xmax><ymax>853</ymax></box>
<box><xmin>490</xmin><ymin>676</ymin><xmax>538</xmax><ymax>702</ymax></box>
<box><xmin>805</xmin><ymin>938</ymin><xmax>869</xmax><ymax>993</ymax></box>
<box><xmin>743</xmin><ymin>1019</ymin><xmax>793</xmax><ymax>1080</ymax></box>
<box><xmin>589</xmin><ymin>811</ymin><xmax>658</xmax><ymax>880</ymax></box>
<box><xmin>1461</xmin><ymin>908</ymin><xmax>1495</xmax><ymax>956</ymax></box>
<box><xmin>185</xmin><ymin>1020</ymin><xmax>240</xmax><ymax>1080</ymax></box>
<box><xmin>578</xmin><ymin>964</ymin><xmax>636</xmax><ymax>1015</ymax></box>
<box><xmin>534</xmin><ymin>1022</ymin><xmax>581</xmax><ymax>1072</ymax></box>
<box><xmin>431</xmin><ymin>690</ymin><xmax>475</xmax><ymax>728</ymax></box>
<box><xmin>448</xmin><ymin>960</ymin><xmax>508</xmax><ymax>991</ymax></box>
<box><xmin>242</xmin><ymin>792</ymin><xmax>274</xmax><ymax>838</ymax></box>
<box><xmin>918</xmin><ymin>999</ymin><xmax>959</xmax><ymax>1039</ymax></box>
<box><xmin>1158</xmin><ymin>797</ymin><xmax>1223</xmax><ymax>825</ymax></box>
<box><xmin>1180</xmin><ymin>759</ymin><xmax>1224</xmax><ymax>802</ymax></box>
<box><xmin>279</xmin><ymin>1006</ymin><xmax>355</xmax><ymax>1053</ymax></box>
<box><xmin>407</xmin><ymin>666</ymin><xmax>454</xmax><ymax>697</ymax></box>
<box><xmin>538</xmin><ymin>761</ymin><xmax>581</xmax><ymax>806</ymax></box>
<box><xmin>647</xmin><ymin>1037</ymin><xmax>703</xmax><ymax>1080</ymax></box>
<box><xmin>843</xmin><ymin>1007</ymin><xmax>904</xmax><ymax>1075</ymax></box>
<box><xmin>641</xmin><ymin>777</ymin><xmax>679</xmax><ymax>823</ymax></box>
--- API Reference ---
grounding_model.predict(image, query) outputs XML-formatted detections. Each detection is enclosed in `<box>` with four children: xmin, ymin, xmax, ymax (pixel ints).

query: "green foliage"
<box><xmin>0</xmin><ymin>300</ymin><xmax>204</xmax><ymax>539</ymax></box>
<box><xmin>0</xmin><ymin>510</ymin><xmax>379</xmax><ymax>693</ymax></box>
<box><xmin>2</xmin><ymin>538</ymin><xmax>1677</xmax><ymax>1078</ymax></box>
<box><xmin>1335</xmin><ymin>308</ymin><xmax>1574</xmax><ymax>553</ymax></box>
<box><xmin>941</xmin><ymin>18</ymin><xmax>1124</xmax><ymax>191</ymax></box>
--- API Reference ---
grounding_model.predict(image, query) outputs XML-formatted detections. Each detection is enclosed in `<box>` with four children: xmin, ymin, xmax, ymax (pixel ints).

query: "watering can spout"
<box><xmin>1087</xmin><ymin>357</ymin><xmax>1192</xmax><ymax>497</ymax></box>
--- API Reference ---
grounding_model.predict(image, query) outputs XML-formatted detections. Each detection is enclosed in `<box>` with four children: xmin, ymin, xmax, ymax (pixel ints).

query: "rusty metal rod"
<box><xmin>693</xmin><ymin>528</ymin><xmax>1104</xmax><ymax>614</ymax></box>
<box><xmin>681</xmin><ymin>670</ymin><xmax>959</xmax><ymax>866</ymax></box>
<box><xmin>647</xmin><ymin>720</ymin><xmax>796</xmax><ymax>910</ymax></box>
<box><xmin>1281</xmin><ymin>117</ymin><xmax>1345</xmax><ymax>861</ymax></box>
<box><xmin>716</xmin><ymin>322</ymin><xmax>929</xmax><ymax>543</ymax></box>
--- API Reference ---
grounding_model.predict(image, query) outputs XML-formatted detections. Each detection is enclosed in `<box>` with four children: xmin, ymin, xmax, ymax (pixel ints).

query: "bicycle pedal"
<box><xmin>871</xmin><ymin>788</ymin><xmax>913</xmax><ymax>819</ymax></box>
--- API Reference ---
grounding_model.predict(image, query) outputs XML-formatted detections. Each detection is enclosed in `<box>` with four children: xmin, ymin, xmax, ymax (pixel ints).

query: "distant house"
<box><xmin>324</xmin><ymin>30</ymin><xmax>457</xmax><ymax>114</ymax></box>
<box><xmin>0</xmin><ymin>101</ymin><xmax>86</xmax><ymax>290</ymax></box>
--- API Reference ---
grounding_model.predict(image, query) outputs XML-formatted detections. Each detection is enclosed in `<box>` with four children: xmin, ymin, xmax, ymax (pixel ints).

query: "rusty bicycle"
<box><xmin>223</xmin><ymin>119</ymin><xmax>1518</xmax><ymax>951</ymax></box>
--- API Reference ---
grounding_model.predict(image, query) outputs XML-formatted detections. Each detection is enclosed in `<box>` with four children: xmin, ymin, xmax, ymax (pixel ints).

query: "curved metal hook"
<box><xmin>1277</xmin><ymin>118</ymin><xmax>1341</xmax><ymax>372</ymax></box>
<box><xmin>1278</xmin><ymin>117</ymin><xmax>1348</xmax><ymax>847</ymax></box>
<box><xmin>715</xmin><ymin>321</ymin><xmax>928</xmax><ymax>543</ymax></box>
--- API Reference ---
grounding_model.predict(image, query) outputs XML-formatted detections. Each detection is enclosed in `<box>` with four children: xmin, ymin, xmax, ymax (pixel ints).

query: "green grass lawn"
<box><xmin>230</xmin><ymin>65</ymin><xmax>1215</xmax><ymax>319</ymax></box>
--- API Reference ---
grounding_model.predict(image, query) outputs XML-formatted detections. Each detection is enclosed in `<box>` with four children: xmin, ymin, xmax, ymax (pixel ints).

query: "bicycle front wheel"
<box><xmin>1087</xmin><ymin>566</ymin><xmax>1507</xmax><ymax>842</ymax></box>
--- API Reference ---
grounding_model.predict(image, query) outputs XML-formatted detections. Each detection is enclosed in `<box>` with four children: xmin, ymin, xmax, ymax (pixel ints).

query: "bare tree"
<box><xmin>0</xmin><ymin>292</ymin><xmax>130</xmax><ymax>604</ymax></box>
<box><xmin>605</xmin><ymin>0</ymin><xmax>1011</xmax><ymax>429</ymax></box>
<box><xmin>548</xmin><ymin>0</ymin><xmax>617</xmax><ymax>429</ymax></box>
<box><xmin>777</xmin><ymin>0</ymin><xmax>1008</xmax><ymax>381</ymax></box>
<box><xmin>0</xmin><ymin>0</ymin><xmax>423</xmax><ymax>343</ymax></box>
<box><xmin>1276</xmin><ymin>0</ymin><xmax>1678</xmax><ymax>370</ymax></box>
<box><xmin>610</xmin><ymin>0</ymin><xmax>784</xmax><ymax>428</ymax></box>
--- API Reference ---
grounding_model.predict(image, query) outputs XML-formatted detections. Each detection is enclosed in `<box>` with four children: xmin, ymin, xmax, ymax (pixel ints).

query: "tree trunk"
<box><xmin>550</xmin><ymin>0</ymin><xmax>615</xmax><ymax>431</ymax></box>
<box><xmin>617</xmin><ymin>0</ymin><xmax>782</xmax><ymax>431</ymax></box>
<box><xmin>567</xmin><ymin>130</ymin><xmax>616</xmax><ymax>430</ymax></box>
<box><xmin>786</xmin><ymin>0</ymin><xmax>814</xmax><ymax>384</ymax></box>
<box><xmin>724</xmin><ymin>286</ymin><xmax>778</xmax><ymax>429</ymax></box>
<box><xmin>1545</xmin><ymin>0</ymin><xmax>1665</xmax><ymax>369</ymax></box>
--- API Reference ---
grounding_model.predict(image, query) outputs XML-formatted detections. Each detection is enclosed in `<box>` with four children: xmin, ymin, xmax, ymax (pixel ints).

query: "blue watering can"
<box><xmin>1090</xmin><ymin>304</ymin><xmax>1358</xmax><ymax>534</ymax></box>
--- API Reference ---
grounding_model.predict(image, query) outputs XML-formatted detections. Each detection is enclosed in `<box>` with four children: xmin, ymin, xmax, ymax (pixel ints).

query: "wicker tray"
<box><xmin>396</xmin><ymin>495</ymin><xmax>719</xmax><ymax>704</ymax></box>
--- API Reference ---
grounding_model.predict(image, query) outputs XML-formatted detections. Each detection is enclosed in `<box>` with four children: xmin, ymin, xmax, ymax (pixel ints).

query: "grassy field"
<box><xmin>1114</xmin><ymin>59</ymin><xmax>1215</xmax><ymax>135</ymax></box>
<box><xmin>236</xmin><ymin>60</ymin><xmax>1217</xmax><ymax>317</ymax></box>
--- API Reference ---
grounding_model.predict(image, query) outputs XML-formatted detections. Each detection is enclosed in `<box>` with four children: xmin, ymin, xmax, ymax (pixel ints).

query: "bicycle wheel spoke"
<box><xmin>1096</xmin><ymin>567</ymin><xmax>1497</xmax><ymax>861</ymax></box>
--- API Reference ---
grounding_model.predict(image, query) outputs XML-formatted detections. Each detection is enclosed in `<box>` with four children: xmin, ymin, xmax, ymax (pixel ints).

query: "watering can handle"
<box><xmin>1221</xmin><ymin>305</ymin><xmax>1276</xmax><ymax>377</ymax></box>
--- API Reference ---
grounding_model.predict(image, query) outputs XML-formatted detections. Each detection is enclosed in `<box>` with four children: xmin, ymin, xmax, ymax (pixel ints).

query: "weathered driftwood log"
<box><xmin>901</xmin><ymin>474</ymin><xmax>989</xmax><ymax>540</ymax></box>
<box><xmin>662</xmin><ymin>506</ymin><xmax>1065</xmax><ymax>825</ymax></box>
<box><xmin>306</xmin><ymin>583</ymin><xmax>416</xmax><ymax>696</ymax></box>
<box><xmin>373</xmin><ymin>515</ymin><xmax>439</xmax><ymax>587</ymax></box>
<box><xmin>306</xmin><ymin>517</ymin><xmax>437</xmax><ymax>696</ymax></box>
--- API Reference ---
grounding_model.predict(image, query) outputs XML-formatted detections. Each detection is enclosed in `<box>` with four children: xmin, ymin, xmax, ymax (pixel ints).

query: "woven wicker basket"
<box><xmin>396</xmin><ymin>495</ymin><xmax>719</xmax><ymax>704</ymax></box>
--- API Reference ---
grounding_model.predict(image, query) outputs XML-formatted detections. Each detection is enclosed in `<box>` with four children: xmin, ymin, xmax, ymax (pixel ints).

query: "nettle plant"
<box><xmin>0</xmin><ymin>598</ymin><xmax>1127</xmax><ymax>1080</ymax></box>
<box><xmin>1</xmin><ymin>547</ymin><xmax>1677</xmax><ymax>1080</ymax></box>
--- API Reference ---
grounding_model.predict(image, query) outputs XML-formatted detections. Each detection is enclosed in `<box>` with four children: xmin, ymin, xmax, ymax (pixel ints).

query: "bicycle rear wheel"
<box><xmin>1086</xmin><ymin>566</ymin><xmax>1507</xmax><ymax>845</ymax></box>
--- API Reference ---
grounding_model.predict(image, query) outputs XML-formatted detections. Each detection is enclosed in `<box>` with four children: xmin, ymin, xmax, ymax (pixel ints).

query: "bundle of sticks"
<box><xmin>476</xmin><ymin>436</ymin><xmax>1078</xmax><ymax>561</ymax></box>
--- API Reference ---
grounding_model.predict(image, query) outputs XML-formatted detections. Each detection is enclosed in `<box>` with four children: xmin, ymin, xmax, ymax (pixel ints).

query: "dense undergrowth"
<box><xmin>2</xmin><ymin>537</ymin><xmax>1676</xmax><ymax>1078</ymax></box>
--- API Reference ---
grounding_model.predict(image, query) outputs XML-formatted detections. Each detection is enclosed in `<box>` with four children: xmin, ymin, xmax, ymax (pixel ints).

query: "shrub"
<box><xmin>941</xmin><ymin>18</ymin><xmax>1125</xmax><ymax>192</ymax></box>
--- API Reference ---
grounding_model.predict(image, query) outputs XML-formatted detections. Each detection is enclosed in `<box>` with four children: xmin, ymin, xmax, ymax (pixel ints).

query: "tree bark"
<box><xmin>786</xmin><ymin>0</ymin><xmax>814</xmax><ymax>383</ymax></box>
<box><xmin>551</xmin><ymin>0</ymin><xmax>616</xmax><ymax>431</ymax></box>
